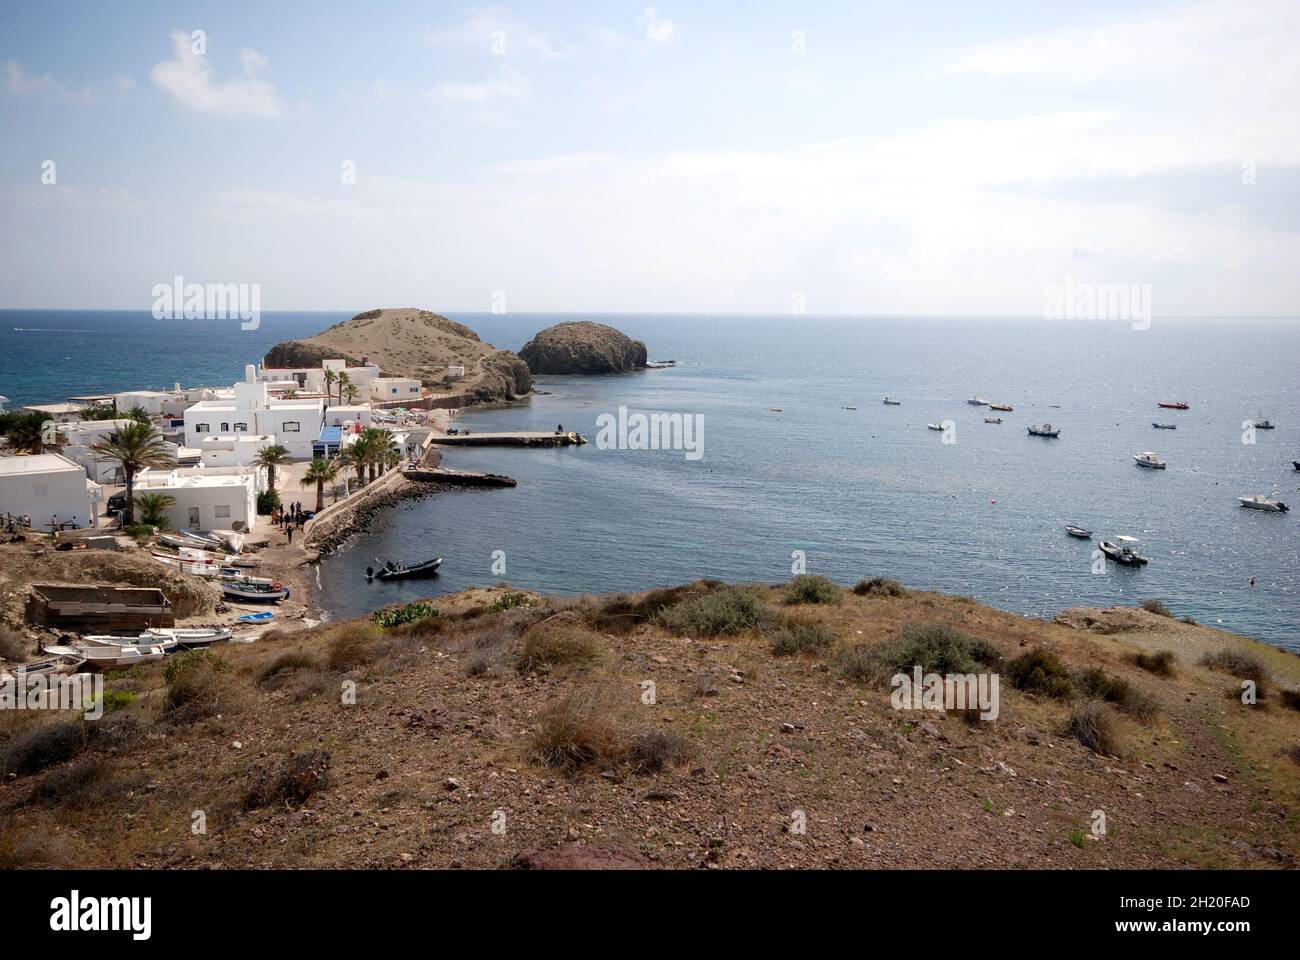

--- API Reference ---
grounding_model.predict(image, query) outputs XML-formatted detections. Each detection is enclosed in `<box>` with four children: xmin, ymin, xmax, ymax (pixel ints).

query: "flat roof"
<box><xmin>0</xmin><ymin>453</ymin><xmax>82</xmax><ymax>475</ymax></box>
<box><xmin>23</xmin><ymin>403</ymin><xmax>85</xmax><ymax>414</ymax></box>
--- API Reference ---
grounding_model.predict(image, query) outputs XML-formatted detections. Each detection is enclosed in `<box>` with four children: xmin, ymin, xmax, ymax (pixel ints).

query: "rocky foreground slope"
<box><xmin>518</xmin><ymin>321</ymin><xmax>647</xmax><ymax>375</ymax></box>
<box><xmin>264</xmin><ymin>309</ymin><xmax>531</xmax><ymax>403</ymax></box>
<box><xmin>1</xmin><ymin>578</ymin><xmax>1297</xmax><ymax>869</ymax></box>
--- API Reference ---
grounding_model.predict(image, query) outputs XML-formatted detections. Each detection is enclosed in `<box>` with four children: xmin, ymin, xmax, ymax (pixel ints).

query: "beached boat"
<box><xmin>1134</xmin><ymin>451</ymin><xmax>1167</xmax><ymax>469</ymax></box>
<box><xmin>882</xmin><ymin>397</ymin><xmax>902</xmax><ymax>405</ymax></box>
<box><xmin>1065</xmin><ymin>525</ymin><xmax>1093</xmax><ymax>538</ymax></box>
<box><xmin>80</xmin><ymin>634</ymin><xmax>180</xmax><ymax>654</ymax></box>
<box><xmin>966</xmin><ymin>397</ymin><xmax>987</xmax><ymax>406</ymax></box>
<box><xmin>1099</xmin><ymin>536</ymin><xmax>1149</xmax><ymax>566</ymax></box>
<box><xmin>43</xmin><ymin>642</ymin><xmax>167</xmax><ymax>669</ymax></box>
<box><xmin>1</xmin><ymin>652</ymin><xmax>85</xmax><ymax>681</ymax></box>
<box><xmin>987</xmin><ymin>402</ymin><xmax>1014</xmax><ymax>412</ymax></box>
<box><xmin>1152</xmin><ymin>422</ymin><xmax>1177</xmax><ymax>430</ymax></box>
<box><xmin>1027</xmin><ymin>423</ymin><xmax>1059</xmax><ymax>437</ymax></box>
<box><xmin>159</xmin><ymin>533</ymin><xmax>217</xmax><ymax>551</ymax></box>
<box><xmin>237</xmin><ymin>611</ymin><xmax>275</xmax><ymax>623</ymax></box>
<box><xmin>368</xmin><ymin>557</ymin><xmax>444</xmax><ymax>581</ymax></box>
<box><xmin>984</xmin><ymin>416</ymin><xmax>1003</xmax><ymax>424</ymax></box>
<box><xmin>1238</xmin><ymin>495</ymin><xmax>1289</xmax><ymax>512</ymax></box>
<box><xmin>85</xmin><ymin>627</ymin><xmax>232</xmax><ymax>650</ymax></box>
<box><xmin>1156</xmin><ymin>401</ymin><xmax>1189</xmax><ymax>409</ymax></box>
<box><xmin>222</xmin><ymin>580</ymin><xmax>290</xmax><ymax>603</ymax></box>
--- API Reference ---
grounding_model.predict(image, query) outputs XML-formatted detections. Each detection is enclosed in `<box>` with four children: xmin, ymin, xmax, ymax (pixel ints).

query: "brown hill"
<box><xmin>264</xmin><ymin>309</ymin><xmax>531</xmax><ymax>402</ymax></box>
<box><xmin>3</xmin><ymin>577</ymin><xmax>1298</xmax><ymax>869</ymax></box>
<box><xmin>519</xmin><ymin>321</ymin><xmax>647</xmax><ymax>374</ymax></box>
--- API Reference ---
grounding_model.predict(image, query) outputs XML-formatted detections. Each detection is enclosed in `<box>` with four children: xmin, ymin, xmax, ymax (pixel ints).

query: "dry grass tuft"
<box><xmin>1130</xmin><ymin>649</ymin><xmax>1176</xmax><ymax>677</ymax></box>
<box><xmin>530</xmin><ymin>688</ymin><xmax>629</xmax><ymax>774</ymax></box>
<box><xmin>853</xmin><ymin>577</ymin><xmax>908</xmax><ymax>598</ymax></box>
<box><xmin>244</xmin><ymin>749</ymin><xmax>331</xmax><ymax>809</ymax></box>
<box><xmin>516</xmin><ymin>620</ymin><xmax>604</xmax><ymax>674</ymax></box>
<box><xmin>1065</xmin><ymin>700</ymin><xmax>1121</xmax><ymax>756</ymax></box>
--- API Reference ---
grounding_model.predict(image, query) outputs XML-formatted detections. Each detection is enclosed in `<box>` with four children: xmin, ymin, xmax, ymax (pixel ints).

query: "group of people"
<box><xmin>273</xmin><ymin>501</ymin><xmax>309</xmax><ymax>543</ymax></box>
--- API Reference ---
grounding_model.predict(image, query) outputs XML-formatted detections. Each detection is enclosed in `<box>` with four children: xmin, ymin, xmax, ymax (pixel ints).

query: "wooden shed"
<box><xmin>27</xmin><ymin>584</ymin><xmax>174</xmax><ymax>631</ymax></box>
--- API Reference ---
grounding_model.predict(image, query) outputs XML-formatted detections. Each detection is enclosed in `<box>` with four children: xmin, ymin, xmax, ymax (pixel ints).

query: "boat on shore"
<box><xmin>1065</xmin><ymin>524</ymin><xmax>1092</xmax><ymax>538</ymax></box>
<box><xmin>1134</xmin><ymin>451</ymin><xmax>1167</xmax><ymax>469</ymax></box>
<box><xmin>1</xmin><ymin>652</ymin><xmax>85</xmax><ymax>681</ymax></box>
<box><xmin>1293</xmin><ymin>460</ymin><xmax>1300</xmax><ymax>471</ymax></box>
<box><xmin>1027</xmin><ymin>423</ymin><xmax>1059</xmax><ymax>437</ymax></box>
<box><xmin>1152</xmin><ymin>422</ymin><xmax>1176</xmax><ymax>430</ymax></box>
<box><xmin>43</xmin><ymin>642</ymin><xmax>168</xmax><ymax>669</ymax></box>
<box><xmin>883</xmin><ymin>397</ymin><xmax>902</xmax><ymax>405</ymax></box>
<box><xmin>222</xmin><ymin>580</ymin><xmax>290</xmax><ymax>603</ymax></box>
<box><xmin>987</xmin><ymin>402</ymin><xmax>1013</xmax><ymax>412</ymax></box>
<box><xmin>84</xmin><ymin>627</ymin><xmax>233</xmax><ymax>650</ymax></box>
<box><xmin>1099</xmin><ymin>535</ymin><xmax>1149</xmax><ymax>566</ymax></box>
<box><xmin>367</xmin><ymin>557</ymin><xmax>444</xmax><ymax>581</ymax></box>
<box><xmin>1238</xmin><ymin>495</ymin><xmax>1289</xmax><ymax>512</ymax></box>
<box><xmin>1157</xmin><ymin>401</ymin><xmax>1189</xmax><ymax>410</ymax></box>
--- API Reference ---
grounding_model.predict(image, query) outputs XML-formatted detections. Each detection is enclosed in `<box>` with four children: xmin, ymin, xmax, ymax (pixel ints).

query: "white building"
<box><xmin>0</xmin><ymin>454</ymin><xmax>102</xmax><ymax>529</ymax></box>
<box><xmin>0</xmin><ymin>395</ymin><xmax>8</xmax><ymax>412</ymax></box>
<box><xmin>194</xmin><ymin>434</ymin><xmax>276</xmax><ymax>468</ymax></box>
<box><xmin>21</xmin><ymin>403</ymin><xmax>86</xmax><ymax>424</ymax></box>
<box><xmin>112</xmin><ymin>390</ymin><xmax>180</xmax><ymax>417</ymax></box>
<box><xmin>323</xmin><ymin>406</ymin><xmax>374</xmax><ymax>430</ymax></box>
<box><xmin>57</xmin><ymin>419</ymin><xmax>148</xmax><ymax>484</ymax></box>
<box><xmin>368</xmin><ymin>377</ymin><xmax>423</xmax><ymax>403</ymax></box>
<box><xmin>183</xmin><ymin>365</ymin><xmax>325</xmax><ymax>460</ymax></box>
<box><xmin>135</xmin><ymin>466</ymin><xmax>259</xmax><ymax>533</ymax></box>
<box><xmin>258</xmin><ymin>358</ymin><xmax>382</xmax><ymax>397</ymax></box>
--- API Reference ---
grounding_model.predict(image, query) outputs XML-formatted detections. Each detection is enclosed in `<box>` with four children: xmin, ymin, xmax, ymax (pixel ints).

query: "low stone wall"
<box><xmin>302</xmin><ymin>467</ymin><xmax>406</xmax><ymax>550</ymax></box>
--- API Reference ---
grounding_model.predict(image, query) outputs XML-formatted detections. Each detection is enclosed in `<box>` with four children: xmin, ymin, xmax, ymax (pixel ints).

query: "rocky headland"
<box><xmin>518</xmin><ymin>321</ymin><xmax>648</xmax><ymax>375</ymax></box>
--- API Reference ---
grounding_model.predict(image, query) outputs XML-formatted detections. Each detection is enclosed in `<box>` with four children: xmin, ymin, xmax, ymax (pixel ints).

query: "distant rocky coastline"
<box><xmin>518</xmin><ymin>321</ymin><xmax>648</xmax><ymax>375</ymax></box>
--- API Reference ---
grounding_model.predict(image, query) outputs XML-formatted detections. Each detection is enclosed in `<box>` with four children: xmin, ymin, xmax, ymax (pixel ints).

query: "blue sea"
<box><xmin>3</xmin><ymin>311</ymin><xmax>1297</xmax><ymax>650</ymax></box>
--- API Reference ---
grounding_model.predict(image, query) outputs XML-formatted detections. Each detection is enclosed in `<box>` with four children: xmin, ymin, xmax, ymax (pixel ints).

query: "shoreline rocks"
<box><xmin>518</xmin><ymin>321</ymin><xmax>647</xmax><ymax>375</ymax></box>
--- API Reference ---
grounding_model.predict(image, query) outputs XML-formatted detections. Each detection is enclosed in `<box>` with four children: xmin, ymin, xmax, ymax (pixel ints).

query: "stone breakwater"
<box><xmin>304</xmin><ymin>473</ymin><xmax>450</xmax><ymax>555</ymax></box>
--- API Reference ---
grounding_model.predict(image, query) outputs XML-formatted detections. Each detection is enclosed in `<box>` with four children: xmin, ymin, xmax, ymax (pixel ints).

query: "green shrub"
<box><xmin>1139</xmin><ymin>599</ymin><xmax>1173</xmax><ymax>618</ymax></box>
<box><xmin>879</xmin><ymin>623</ymin><xmax>1002</xmax><ymax>676</ymax></box>
<box><xmin>1200</xmin><ymin>648</ymin><xmax>1268</xmax><ymax>685</ymax></box>
<box><xmin>370</xmin><ymin>601</ymin><xmax>439</xmax><ymax>629</ymax></box>
<box><xmin>516</xmin><ymin>623</ymin><xmax>603</xmax><ymax>674</ymax></box>
<box><xmin>584</xmin><ymin>580</ymin><xmax>725</xmax><ymax>633</ymax></box>
<box><xmin>853</xmin><ymin>577</ymin><xmax>907</xmax><ymax>598</ymax></box>
<box><xmin>654</xmin><ymin>587</ymin><xmax>768</xmax><ymax>637</ymax></box>
<box><xmin>783</xmin><ymin>574</ymin><xmax>841</xmax><ymax>605</ymax></box>
<box><xmin>1006</xmin><ymin>647</ymin><xmax>1074</xmax><ymax>698</ymax></box>
<box><xmin>256</xmin><ymin>490</ymin><xmax>281</xmax><ymax>515</ymax></box>
<box><xmin>1130</xmin><ymin>649</ymin><xmax>1175</xmax><ymax>677</ymax></box>
<box><xmin>834</xmin><ymin>643</ymin><xmax>878</xmax><ymax>683</ymax></box>
<box><xmin>0</xmin><ymin>721</ymin><xmax>85</xmax><ymax>777</ymax></box>
<box><xmin>767</xmin><ymin>620</ymin><xmax>837</xmax><ymax>656</ymax></box>
<box><xmin>1066</xmin><ymin>700</ymin><xmax>1120</xmax><ymax>755</ymax></box>
<box><xmin>98</xmin><ymin>689</ymin><xmax>137</xmax><ymax>713</ymax></box>
<box><xmin>1073</xmin><ymin>667</ymin><xmax>1158</xmax><ymax>720</ymax></box>
<box><xmin>487</xmin><ymin>592</ymin><xmax>537</xmax><ymax>614</ymax></box>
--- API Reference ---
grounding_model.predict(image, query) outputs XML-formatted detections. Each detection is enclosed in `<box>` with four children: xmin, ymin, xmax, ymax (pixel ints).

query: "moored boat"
<box><xmin>1156</xmin><ymin>401</ymin><xmax>1189</xmax><ymax>409</ymax></box>
<box><xmin>222</xmin><ymin>580</ymin><xmax>290</xmax><ymax>603</ymax></box>
<box><xmin>984</xmin><ymin>416</ymin><xmax>1003</xmax><ymax>424</ymax></box>
<box><xmin>1238</xmin><ymin>495</ymin><xmax>1289</xmax><ymax>512</ymax></box>
<box><xmin>987</xmin><ymin>402</ymin><xmax>1013</xmax><ymax>412</ymax></box>
<box><xmin>1099</xmin><ymin>535</ymin><xmax>1149</xmax><ymax>566</ymax></box>
<box><xmin>926</xmin><ymin>422</ymin><xmax>945</xmax><ymax>431</ymax></box>
<box><xmin>1134</xmin><ymin>451</ymin><xmax>1166</xmax><ymax>469</ymax></box>
<box><xmin>1027</xmin><ymin>423</ymin><xmax>1059</xmax><ymax>437</ymax></box>
<box><xmin>966</xmin><ymin>397</ymin><xmax>987</xmax><ymax>406</ymax></box>
<box><xmin>883</xmin><ymin>397</ymin><xmax>902</xmax><ymax>405</ymax></box>
<box><xmin>1152</xmin><ymin>422</ymin><xmax>1176</xmax><ymax>429</ymax></box>
<box><xmin>1254</xmin><ymin>419</ymin><xmax>1276</xmax><ymax>430</ymax></box>
<box><xmin>1065</xmin><ymin>524</ymin><xmax>1092</xmax><ymax>538</ymax></box>
<box><xmin>368</xmin><ymin>557</ymin><xmax>444</xmax><ymax>581</ymax></box>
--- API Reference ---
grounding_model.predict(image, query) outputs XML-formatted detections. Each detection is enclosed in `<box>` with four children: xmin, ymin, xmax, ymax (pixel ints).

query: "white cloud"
<box><xmin>149</xmin><ymin>31</ymin><xmax>279</xmax><ymax>117</ymax></box>
<box><xmin>424</xmin><ymin>6</ymin><xmax>562</xmax><ymax>59</ymax></box>
<box><xmin>639</xmin><ymin>7</ymin><xmax>675</xmax><ymax>44</ymax></box>
<box><xmin>2</xmin><ymin>60</ymin><xmax>94</xmax><ymax>100</ymax></box>
<box><xmin>425</xmin><ymin>64</ymin><xmax>528</xmax><ymax>103</ymax></box>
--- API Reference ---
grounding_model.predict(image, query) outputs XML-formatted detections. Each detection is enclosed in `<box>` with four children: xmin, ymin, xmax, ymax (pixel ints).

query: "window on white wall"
<box><xmin>282</xmin><ymin>422</ymin><xmax>300</xmax><ymax>433</ymax></box>
<box><xmin>234</xmin><ymin>422</ymin><xmax>248</xmax><ymax>432</ymax></box>
<box><xmin>195</xmin><ymin>423</ymin><xmax>209</xmax><ymax>434</ymax></box>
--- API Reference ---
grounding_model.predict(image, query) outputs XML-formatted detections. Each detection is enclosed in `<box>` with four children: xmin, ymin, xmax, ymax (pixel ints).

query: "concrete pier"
<box><xmin>430</xmin><ymin>430</ymin><xmax>586</xmax><ymax>448</ymax></box>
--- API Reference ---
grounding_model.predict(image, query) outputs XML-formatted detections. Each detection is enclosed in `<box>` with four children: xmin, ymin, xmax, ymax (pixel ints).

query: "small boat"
<box><xmin>1156</xmin><ymin>401</ymin><xmax>1189</xmax><ymax>410</ymax></box>
<box><xmin>843</xmin><ymin>405</ymin><xmax>857</xmax><ymax>410</ymax></box>
<box><xmin>966</xmin><ymin>397</ymin><xmax>987</xmax><ymax>406</ymax></box>
<box><xmin>1027</xmin><ymin>423</ymin><xmax>1059</xmax><ymax>437</ymax></box>
<box><xmin>81</xmin><ymin>635</ymin><xmax>180</xmax><ymax>654</ymax></box>
<box><xmin>159</xmin><ymin>533</ymin><xmax>218</xmax><ymax>551</ymax></box>
<box><xmin>1238</xmin><ymin>495</ymin><xmax>1289</xmax><ymax>512</ymax></box>
<box><xmin>222</xmin><ymin>580</ymin><xmax>290</xmax><ymax>603</ymax></box>
<box><xmin>1152</xmin><ymin>422</ymin><xmax>1177</xmax><ymax>430</ymax></box>
<box><xmin>44</xmin><ymin>642</ymin><xmax>168</xmax><ymax>669</ymax></box>
<box><xmin>882</xmin><ymin>397</ymin><xmax>902</xmax><ymax>405</ymax></box>
<box><xmin>237</xmin><ymin>611</ymin><xmax>275</xmax><ymax>623</ymax></box>
<box><xmin>1293</xmin><ymin>460</ymin><xmax>1300</xmax><ymax>471</ymax></box>
<box><xmin>178</xmin><ymin>529</ymin><xmax>223</xmax><ymax>546</ymax></box>
<box><xmin>2</xmin><ymin>652</ymin><xmax>85</xmax><ymax>680</ymax></box>
<box><xmin>92</xmin><ymin>627</ymin><xmax>232</xmax><ymax>649</ymax></box>
<box><xmin>218</xmin><ymin>568</ymin><xmax>275</xmax><ymax>584</ymax></box>
<box><xmin>1099</xmin><ymin>536</ymin><xmax>1149</xmax><ymax>566</ymax></box>
<box><xmin>769</xmin><ymin>407</ymin><xmax>783</xmax><ymax>413</ymax></box>
<box><xmin>1254</xmin><ymin>419</ymin><xmax>1276</xmax><ymax>430</ymax></box>
<box><xmin>368</xmin><ymin>557</ymin><xmax>444</xmax><ymax>581</ymax></box>
<box><xmin>926</xmin><ymin>423</ymin><xmax>945</xmax><ymax>431</ymax></box>
<box><xmin>645</xmin><ymin>360</ymin><xmax>678</xmax><ymax>368</ymax></box>
<box><xmin>1065</xmin><ymin>524</ymin><xmax>1093</xmax><ymax>538</ymax></box>
<box><xmin>984</xmin><ymin>416</ymin><xmax>1003</xmax><ymax>424</ymax></box>
<box><xmin>1134</xmin><ymin>451</ymin><xmax>1166</xmax><ymax>469</ymax></box>
<box><xmin>988</xmin><ymin>402</ymin><xmax>1014</xmax><ymax>412</ymax></box>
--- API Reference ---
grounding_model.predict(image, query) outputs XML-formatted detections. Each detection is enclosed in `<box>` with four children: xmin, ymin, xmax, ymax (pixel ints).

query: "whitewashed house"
<box><xmin>134</xmin><ymin>466</ymin><xmax>259</xmax><ymax>533</ymax></box>
<box><xmin>368</xmin><ymin>377</ymin><xmax>423</xmax><ymax>403</ymax></box>
<box><xmin>193</xmin><ymin>434</ymin><xmax>276</xmax><ymax>468</ymax></box>
<box><xmin>258</xmin><ymin>358</ymin><xmax>382</xmax><ymax>397</ymax></box>
<box><xmin>0</xmin><ymin>454</ymin><xmax>102</xmax><ymax>529</ymax></box>
<box><xmin>183</xmin><ymin>366</ymin><xmax>325</xmax><ymax>460</ymax></box>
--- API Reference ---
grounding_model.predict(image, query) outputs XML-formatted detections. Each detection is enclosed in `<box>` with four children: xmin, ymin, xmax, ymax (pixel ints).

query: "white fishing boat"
<box><xmin>883</xmin><ymin>397</ymin><xmax>902</xmax><ymax>405</ymax></box>
<box><xmin>0</xmin><ymin>652</ymin><xmax>86</xmax><ymax>682</ymax></box>
<box><xmin>984</xmin><ymin>416</ymin><xmax>1003</xmax><ymax>424</ymax></box>
<box><xmin>1099</xmin><ymin>535</ymin><xmax>1149</xmax><ymax>566</ymax></box>
<box><xmin>84</xmin><ymin>627</ymin><xmax>233</xmax><ymax>650</ymax></box>
<box><xmin>44</xmin><ymin>643</ymin><xmax>167</xmax><ymax>669</ymax></box>
<box><xmin>80</xmin><ymin>635</ymin><xmax>180</xmax><ymax>654</ymax></box>
<box><xmin>1238</xmin><ymin>495</ymin><xmax>1289</xmax><ymax>512</ymax></box>
<box><xmin>926</xmin><ymin>422</ymin><xmax>945</xmax><ymax>431</ymax></box>
<box><xmin>223</xmin><ymin>579</ymin><xmax>290</xmax><ymax>603</ymax></box>
<box><xmin>1134</xmin><ymin>451</ymin><xmax>1166</xmax><ymax>469</ymax></box>
<box><xmin>966</xmin><ymin>397</ymin><xmax>987</xmax><ymax>406</ymax></box>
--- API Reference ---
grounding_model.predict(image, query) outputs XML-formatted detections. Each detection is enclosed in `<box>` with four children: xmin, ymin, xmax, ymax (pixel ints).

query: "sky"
<box><xmin>1</xmin><ymin>0</ymin><xmax>1298</xmax><ymax>316</ymax></box>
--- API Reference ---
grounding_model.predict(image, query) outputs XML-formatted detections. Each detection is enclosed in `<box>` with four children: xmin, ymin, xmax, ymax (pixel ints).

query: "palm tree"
<box><xmin>125</xmin><ymin>406</ymin><xmax>151</xmax><ymax>424</ymax></box>
<box><xmin>323</xmin><ymin>369</ymin><xmax>338</xmax><ymax>407</ymax></box>
<box><xmin>358</xmin><ymin>428</ymin><xmax>396</xmax><ymax>482</ymax></box>
<box><xmin>300</xmin><ymin>458</ymin><xmax>338</xmax><ymax>513</ymax></box>
<box><xmin>79</xmin><ymin>406</ymin><xmax>119</xmax><ymax>421</ymax></box>
<box><xmin>4</xmin><ymin>412</ymin><xmax>63</xmax><ymax>454</ymax></box>
<box><xmin>344</xmin><ymin>383</ymin><xmax>359</xmax><ymax>405</ymax></box>
<box><xmin>253</xmin><ymin>444</ymin><xmax>291</xmax><ymax>494</ymax></box>
<box><xmin>383</xmin><ymin>445</ymin><xmax>402</xmax><ymax>474</ymax></box>
<box><xmin>338</xmin><ymin>444</ymin><xmax>367</xmax><ymax>488</ymax></box>
<box><xmin>337</xmin><ymin>371</ymin><xmax>351</xmax><ymax>407</ymax></box>
<box><xmin>135</xmin><ymin>492</ymin><xmax>176</xmax><ymax>528</ymax></box>
<box><xmin>91</xmin><ymin>422</ymin><xmax>175</xmax><ymax>526</ymax></box>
